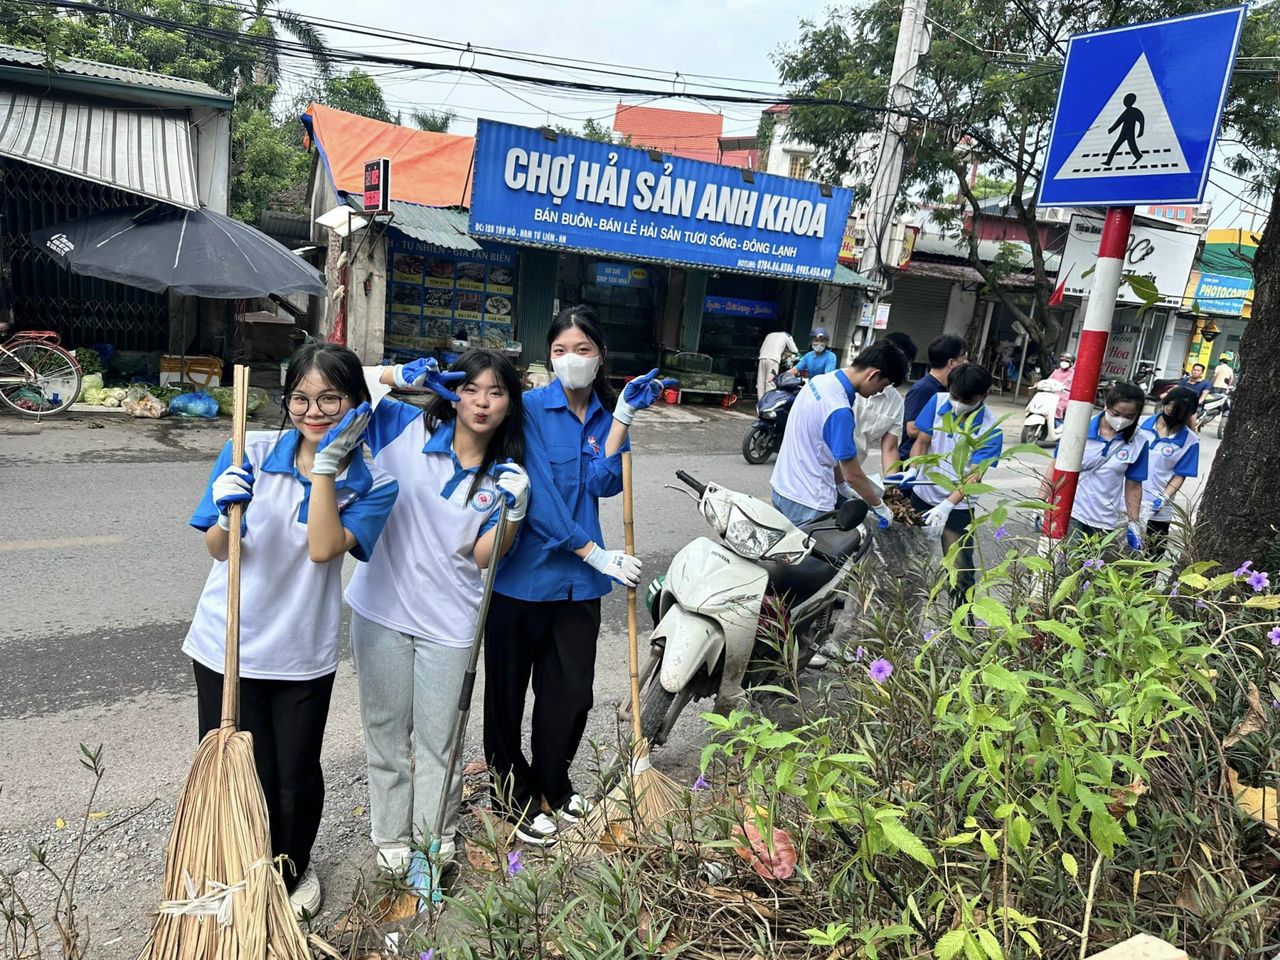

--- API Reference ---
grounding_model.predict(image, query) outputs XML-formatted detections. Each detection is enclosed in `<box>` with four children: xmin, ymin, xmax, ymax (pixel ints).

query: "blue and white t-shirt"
<box><xmin>1065</xmin><ymin>415</ymin><xmax>1150</xmax><ymax>530</ymax></box>
<box><xmin>185</xmin><ymin>430</ymin><xmax>398</xmax><ymax>680</ymax></box>
<box><xmin>345</xmin><ymin>399</ymin><xmax>505</xmax><ymax>648</ymax></box>
<box><xmin>1137</xmin><ymin>415</ymin><xmax>1199</xmax><ymax>522</ymax></box>
<box><xmin>771</xmin><ymin>369</ymin><xmax>859</xmax><ymax>512</ymax></box>
<box><xmin>910</xmin><ymin>395</ymin><xmax>1003</xmax><ymax>511</ymax></box>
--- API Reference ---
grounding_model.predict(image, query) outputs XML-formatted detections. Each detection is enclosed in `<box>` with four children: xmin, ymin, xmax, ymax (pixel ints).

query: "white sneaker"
<box><xmin>376</xmin><ymin>844</ymin><xmax>412</xmax><ymax>876</ymax></box>
<box><xmin>515</xmin><ymin>813</ymin><xmax>559</xmax><ymax>846</ymax></box>
<box><xmin>807</xmin><ymin>651</ymin><xmax>830</xmax><ymax>669</ymax></box>
<box><xmin>557</xmin><ymin>794</ymin><xmax>591</xmax><ymax>824</ymax></box>
<box><xmin>289</xmin><ymin>866</ymin><xmax>322</xmax><ymax>918</ymax></box>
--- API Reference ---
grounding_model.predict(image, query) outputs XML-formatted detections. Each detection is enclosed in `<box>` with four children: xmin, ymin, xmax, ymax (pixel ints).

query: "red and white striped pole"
<box><xmin>1044</xmin><ymin>206</ymin><xmax>1134</xmax><ymax>539</ymax></box>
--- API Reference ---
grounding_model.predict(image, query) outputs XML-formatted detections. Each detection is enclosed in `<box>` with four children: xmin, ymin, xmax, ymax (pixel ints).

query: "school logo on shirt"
<box><xmin>471</xmin><ymin>489</ymin><xmax>496</xmax><ymax>512</ymax></box>
<box><xmin>1162</xmin><ymin>444</ymin><xmax>1176</xmax><ymax>457</ymax></box>
<box><xmin>1116</xmin><ymin>449</ymin><xmax>1131</xmax><ymax>462</ymax></box>
<box><xmin>587</xmin><ymin>435</ymin><xmax>600</xmax><ymax>454</ymax></box>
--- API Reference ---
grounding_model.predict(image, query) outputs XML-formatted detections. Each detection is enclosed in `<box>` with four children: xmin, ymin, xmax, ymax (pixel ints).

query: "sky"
<box><xmin>277</xmin><ymin>0</ymin><xmax>1260</xmax><ymax>234</ymax></box>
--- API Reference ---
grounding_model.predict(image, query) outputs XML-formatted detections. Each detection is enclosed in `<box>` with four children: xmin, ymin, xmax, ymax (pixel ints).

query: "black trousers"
<box><xmin>193</xmin><ymin>661</ymin><xmax>334</xmax><ymax>891</ymax></box>
<box><xmin>483</xmin><ymin>593</ymin><xmax>601</xmax><ymax>820</ymax></box>
<box><xmin>1145</xmin><ymin>519</ymin><xmax>1173</xmax><ymax>559</ymax></box>
<box><xmin>909</xmin><ymin>491</ymin><xmax>978</xmax><ymax>605</ymax></box>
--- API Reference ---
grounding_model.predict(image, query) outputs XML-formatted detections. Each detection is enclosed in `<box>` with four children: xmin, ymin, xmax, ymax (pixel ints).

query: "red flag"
<box><xmin>1048</xmin><ymin>263</ymin><xmax>1073</xmax><ymax>307</ymax></box>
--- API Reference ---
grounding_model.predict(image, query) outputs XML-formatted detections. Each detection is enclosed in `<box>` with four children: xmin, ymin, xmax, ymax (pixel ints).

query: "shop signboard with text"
<box><xmin>703</xmin><ymin>296</ymin><xmax>777</xmax><ymax>320</ymax></box>
<box><xmin>1058</xmin><ymin>213</ymin><xmax>1198</xmax><ymax>308</ymax></box>
<box><xmin>470</xmin><ymin>120</ymin><xmax>853</xmax><ymax>282</ymax></box>
<box><xmin>1192</xmin><ymin>271</ymin><xmax>1252</xmax><ymax>316</ymax></box>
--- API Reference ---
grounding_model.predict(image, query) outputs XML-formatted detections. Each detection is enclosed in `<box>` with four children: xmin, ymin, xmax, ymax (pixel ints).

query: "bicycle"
<box><xmin>0</xmin><ymin>323</ymin><xmax>82</xmax><ymax>417</ymax></box>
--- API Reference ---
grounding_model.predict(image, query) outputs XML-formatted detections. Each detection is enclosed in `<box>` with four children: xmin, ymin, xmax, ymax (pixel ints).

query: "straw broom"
<box><xmin>562</xmin><ymin>449</ymin><xmax>684</xmax><ymax>850</ymax></box>
<box><xmin>139</xmin><ymin>366</ymin><xmax>310</xmax><ymax>960</ymax></box>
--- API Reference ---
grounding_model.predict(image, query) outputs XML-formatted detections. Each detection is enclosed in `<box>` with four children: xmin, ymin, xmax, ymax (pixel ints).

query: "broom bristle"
<box><xmin>559</xmin><ymin>739</ymin><xmax>687</xmax><ymax>854</ymax></box>
<box><xmin>138</xmin><ymin>727</ymin><xmax>311</xmax><ymax>960</ymax></box>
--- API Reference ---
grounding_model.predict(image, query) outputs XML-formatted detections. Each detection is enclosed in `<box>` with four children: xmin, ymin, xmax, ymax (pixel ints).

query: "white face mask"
<box><xmin>1104</xmin><ymin>412</ymin><xmax>1135</xmax><ymax>431</ymax></box>
<box><xmin>552</xmin><ymin>353</ymin><xmax>601</xmax><ymax>390</ymax></box>
<box><xmin>812</xmin><ymin>342</ymin><xmax>827</xmax><ymax>353</ymax></box>
<box><xmin>1059</xmin><ymin>360</ymin><xmax>1071</xmax><ymax>370</ymax></box>
<box><xmin>950</xmin><ymin>398</ymin><xmax>980</xmax><ymax>416</ymax></box>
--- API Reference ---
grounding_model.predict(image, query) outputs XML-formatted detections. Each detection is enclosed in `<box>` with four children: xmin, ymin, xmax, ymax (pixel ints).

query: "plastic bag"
<box><xmin>123</xmin><ymin>385</ymin><xmax>168</xmax><ymax>419</ymax></box>
<box><xmin>209</xmin><ymin>386</ymin><xmax>268</xmax><ymax>417</ymax></box>
<box><xmin>78</xmin><ymin>373</ymin><xmax>103</xmax><ymax>403</ymax></box>
<box><xmin>169</xmin><ymin>391</ymin><xmax>220</xmax><ymax>419</ymax></box>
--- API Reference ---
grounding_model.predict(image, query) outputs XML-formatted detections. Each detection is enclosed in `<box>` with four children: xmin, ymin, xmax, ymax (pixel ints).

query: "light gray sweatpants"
<box><xmin>350</xmin><ymin>611</ymin><xmax>470</xmax><ymax>854</ymax></box>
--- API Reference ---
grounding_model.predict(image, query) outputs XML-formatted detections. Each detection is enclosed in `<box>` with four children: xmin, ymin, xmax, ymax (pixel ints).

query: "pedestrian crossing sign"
<box><xmin>1038</xmin><ymin>7</ymin><xmax>1245</xmax><ymax>208</ymax></box>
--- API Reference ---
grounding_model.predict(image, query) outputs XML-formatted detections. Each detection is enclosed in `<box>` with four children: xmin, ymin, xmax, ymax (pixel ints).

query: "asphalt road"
<box><xmin>0</xmin><ymin>393</ymin><xmax>1221</xmax><ymax>954</ymax></box>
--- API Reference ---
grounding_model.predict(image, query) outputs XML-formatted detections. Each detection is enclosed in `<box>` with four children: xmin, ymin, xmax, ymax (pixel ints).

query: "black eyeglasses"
<box><xmin>283</xmin><ymin>392</ymin><xmax>346</xmax><ymax>416</ymax></box>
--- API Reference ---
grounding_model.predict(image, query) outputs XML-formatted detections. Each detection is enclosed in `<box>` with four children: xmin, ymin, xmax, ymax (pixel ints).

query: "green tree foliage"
<box><xmin>294</xmin><ymin>69</ymin><xmax>395</xmax><ymax>124</ymax></box>
<box><xmin>775</xmin><ymin>1</ymin><xmax>1280</xmax><ymax>351</ymax></box>
<box><xmin>408</xmin><ymin>109</ymin><xmax>457</xmax><ymax>133</ymax></box>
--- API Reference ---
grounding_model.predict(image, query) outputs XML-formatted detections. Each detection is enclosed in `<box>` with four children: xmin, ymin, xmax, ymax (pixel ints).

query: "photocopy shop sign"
<box><xmin>469</xmin><ymin>119</ymin><xmax>853</xmax><ymax>281</ymax></box>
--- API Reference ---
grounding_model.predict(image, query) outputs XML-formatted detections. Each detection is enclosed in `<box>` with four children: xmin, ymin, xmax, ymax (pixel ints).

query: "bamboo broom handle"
<box><xmin>622</xmin><ymin>449</ymin><xmax>643</xmax><ymax>745</ymax></box>
<box><xmin>221</xmin><ymin>365</ymin><xmax>249</xmax><ymax>729</ymax></box>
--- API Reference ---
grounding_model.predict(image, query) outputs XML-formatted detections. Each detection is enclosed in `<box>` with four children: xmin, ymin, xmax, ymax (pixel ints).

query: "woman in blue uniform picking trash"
<box><xmin>1039</xmin><ymin>381</ymin><xmax>1150</xmax><ymax>552</ymax></box>
<box><xmin>484</xmin><ymin>304</ymin><xmax>676</xmax><ymax>846</ymax></box>
<box><xmin>1136</xmin><ymin>385</ymin><xmax>1200</xmax><ymax>559</ymax></box>
<box><xmin>344</xmin><ymin>348</ymin><xmax>530</xmax><ymax>878</ymax></box>
<box><xmin>185</xmin><ymin>342</ymin><xmax>399</xmax><ymax>917</ymax></box>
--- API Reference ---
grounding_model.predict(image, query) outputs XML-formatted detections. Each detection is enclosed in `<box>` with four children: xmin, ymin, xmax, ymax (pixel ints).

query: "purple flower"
<box><xmin>1248</xmin><ymin>570</ymin><xmax>1271</xmax><ymax>592</ymax></box>
<box><xmin>1170</xmin><ymin>583</ymin><xmax>1180</xmax><ymax>597</ymax></box>
<box><xmin>1272</xmin><ymin>699</ymin><xmax>1279</xmax><ymax>711</ymax></box>
<box><xmin>1269</xmin><ymin>627</ymin><xmax>1280</xmax><ymax>646</ymax></box>
<box><xmin>994</xmin><ymin>525</ymin><xmax>1009</xmax><ymax>542</ymax></box>
<box><xmin>868</xmin><ymin>658</ymin><xmax>894</xmax><ymax>684</ymax></box>
<box><xmin>691</xmin><ymin>774</ymin><xmax>709</xmax><ymax>792</ymax></box>
<box><xmin>1196</xmin><ymin>599</ymin><xmax>1208</xmax><ymax>610</ymax></box>
<box><xmin>420</xmin><ymin>952</ymin><xmax>434</xmax><ymax>960</ymax></box>
<box><xmin>854</xmin><ymin>645</ymin><xmax>867</xmax><ymax>661</ymax></box>
<box><xmin>1235</xmin><ymin>560</ymin><xmax>1255</xmax><ymax>576</ymax></box>
<box><xmin>923</xmin><ymin>629</ymin><xmax>936</xmax><ymax>645</ymax></box>
<box><xmin>1081</xmin><ymin>579</ymin><xmax>1091</xmax><ymax>592</ymax></box>
<box><xmin>506</xmin><ymin>851</ymin><xmax>523</xmax><ymax>876</ymax></box>
<box><xmin>1083</xmin><ymin>558</ymin><xmax>1105</xmax><ymax>571</ymax></box>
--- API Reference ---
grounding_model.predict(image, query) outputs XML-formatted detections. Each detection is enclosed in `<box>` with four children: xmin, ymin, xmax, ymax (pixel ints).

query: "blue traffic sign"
<box><xmin>1039</xmin><ymin>7</ymin><xmax>1245</xmax><ymax>208</ymax></box>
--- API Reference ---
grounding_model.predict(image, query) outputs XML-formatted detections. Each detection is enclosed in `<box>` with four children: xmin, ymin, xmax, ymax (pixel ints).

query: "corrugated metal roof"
<box><xmin>0</xmin><ymin>91</ymin><xmax>199</xmax><ymax>208</ymax></box>
<box><xmin>0</xmin><ymin>43</ymin><xmax>231</xmax><ymax>106</ymax></box>
<box><xmin>829</xmin><ymin>263</ymin><xmax>880</xmax><ymax>289</ymax></box>
<box><xmin>384</xmin><ymin>201</ymin><xmax>481</xmax><ymax>251</ymax></box>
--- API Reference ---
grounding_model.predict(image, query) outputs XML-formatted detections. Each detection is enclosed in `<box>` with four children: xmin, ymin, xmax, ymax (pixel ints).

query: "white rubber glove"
<box><xmin>312</xmin><ymin>403</ymin><xmax>371</xmax><ymax>476</ymax></box>
<box><xmin>493</xmin><ymin>462</ymin><xmax>530</xmax><ymax>522</ymax></box>
<box><xmin>870</xmin><ymin>501</ymin><xmax>894</xmax><ymax>529</ymax></box>
<box><xmin>585</xmin><ymin>545</ymin><xmax>642</xmax><ymax>587</ymax></box>
<box><xmin>212</xmin><ymin>465</ymin><xmax>253</xmax><ymax>532</ymax></box>
<box><xmin>836</xmin><ymin>481</ymin><xmax>857</xmax><ymax>501</ymax></box>
<box><xmin>921</xmin><ymin>500</ymin><xmax>956</xmax><ymax>531</ymax></box>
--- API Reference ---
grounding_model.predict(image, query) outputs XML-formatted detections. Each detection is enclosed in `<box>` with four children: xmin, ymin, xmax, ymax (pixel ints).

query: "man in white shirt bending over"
<box><xmin>757</xmin><ymin>329</ymin><xmax>800</xmax><ymax>399</ymax></box>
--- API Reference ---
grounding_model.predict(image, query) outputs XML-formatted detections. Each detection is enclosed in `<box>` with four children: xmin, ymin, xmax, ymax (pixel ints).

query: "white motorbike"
<box><xmin>1021</xmin><ymin>378</ymin><xmax>1067</xmax><ymax>447</ymax></box>
<box><xmin>634</xmin><ymin>470</ymin><xmax>872</xmax><ymax>746</ymax></box>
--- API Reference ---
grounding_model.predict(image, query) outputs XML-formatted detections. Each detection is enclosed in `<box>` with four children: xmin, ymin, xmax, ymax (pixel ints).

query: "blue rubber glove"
<box><xmin>1126</xmin><ymin>521</ymin><xmax>1143</xmax><ymax>551</ymax></box>
<box><xmin>312</xmin><ymin>402</ymin><xmax>371</xmax><ymax>476</ymax></box>
<box><xmin>393</xmin><ymin>357</ymin><xmax>467</xmax><ymax>402</ymax></box>
<box><xmin>870</xmin><ymin>501</ymin><xmax>894</xmax><ymax>529</ymax></box>
<box><xmin>212</xmin><ymin>464</ymin><xmax>253</xmax><ymax>532</ymax></box>
<box><xmin>614</xmin><ymin>368</ymin><xmax>678</xmax><ymax>425</ymax></box>
<box><xmin>492</xmin><ymin>462</ymin><xmax>529</xmax><ymax>522</ymax></box>
<box><xmin>1150</xmin><ymin>495</ymin><xmax>1165</xmax><ymax>515</ymax></box>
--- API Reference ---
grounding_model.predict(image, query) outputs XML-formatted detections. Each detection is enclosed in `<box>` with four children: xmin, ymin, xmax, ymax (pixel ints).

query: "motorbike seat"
<box><xmin>760</xmin><ymin>553</ymin><xmax>839</xmax><ymax>604</ymax></box>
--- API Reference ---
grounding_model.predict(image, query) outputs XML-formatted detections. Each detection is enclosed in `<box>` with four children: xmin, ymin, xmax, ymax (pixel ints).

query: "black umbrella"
<box><xmin>31</xmin><ymin>204</ymin><xmax>325</xmax><ymax>298</ymax></box>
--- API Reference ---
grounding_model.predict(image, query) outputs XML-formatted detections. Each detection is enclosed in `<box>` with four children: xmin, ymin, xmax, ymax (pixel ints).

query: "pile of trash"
<box><xmin>77</xmin><ymin>370</ymin><xmax>268</xmax><ymax>420</ymax></box>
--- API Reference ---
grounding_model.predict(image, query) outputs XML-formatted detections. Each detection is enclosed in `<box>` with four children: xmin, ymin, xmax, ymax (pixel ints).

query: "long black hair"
<box><xmin>424</xmin><ymin>348</ymin><xmax>525</xmax><ymax>496</ymax></box>
<box><xmin>1104</xmin><ymin>381</ymin><xmax>1146</xmax><ymax>442</ymax></box>
<box><xmin>280</xmin><ymin>342</ymin><xmax>371</xmax><ymax>430</ymax></box>
<box><xmin>1160</xmin><ymin>385</ymin><xmax>1198</xmax><ymax>431</ymax></box>
<box><xmin>547</xmin><ymin>304</ymin><xmax>617</xmax><ymax>406</ymax></box>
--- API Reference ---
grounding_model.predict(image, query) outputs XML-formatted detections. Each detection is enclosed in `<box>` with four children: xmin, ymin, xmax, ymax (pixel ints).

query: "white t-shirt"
<box><xmin>345</xmin><ymin>399</ymin><xmax>504</xmax><ymax>648</ymax></box>
<box><xmin>771</xmin><ymin>370</ymin><xmax>859</xmax><ymax>512</ymax></box>
<box><xmin>1137</xmin><ymin>415</ymin><xmax>1199</xmax><ymax>522</ymax></box>
<box><xmin>1065</xmin><ymin>415</ymin><xmax>1150</xmax><ymax>530</ymax></box>
<box><xmin>184</xmin><ymin>430</ymin><xmax>398</xmax><ymax>680</ymax></box>
<box><xmin>759</xmin><ymin>331</ymin><xmax>799</xmax><ymax>363</ymax></box>
<box><xmin>853</xmin><ymin>388</ymin><xmax>904</xmax><ymax>467</ymax></box>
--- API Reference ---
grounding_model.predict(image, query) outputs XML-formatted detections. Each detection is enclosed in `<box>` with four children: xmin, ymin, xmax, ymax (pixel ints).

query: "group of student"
<box><xmin>183</xmin><ymin>306</ymin><xmax>662</xmax><ymax>916</ymax></box>
<box><xmin>767</xmin><ymin>330</ymin><xmax>1201</xmax><ymax>614</ymax></box>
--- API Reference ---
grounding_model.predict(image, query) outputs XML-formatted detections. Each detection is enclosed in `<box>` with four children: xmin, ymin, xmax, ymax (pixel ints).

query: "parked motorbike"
<box><xmin>1198</xmin><ymin>390</ymin><xmax>1230</xmax><ymax>438</ymax></box>
<box><xmin>634</xmin><ymin>470</ymin><xmax>872</xmax><ymax>746</ymax></box>
<box><xmin>742</xmin><ymin>372</ymin><xmax>803</xmax><ymax>464</ymax></box>
<box><xmin>1020</xmin><ymin>378</ymin><xmax>1067</xmax><ymax>447</ymax></box>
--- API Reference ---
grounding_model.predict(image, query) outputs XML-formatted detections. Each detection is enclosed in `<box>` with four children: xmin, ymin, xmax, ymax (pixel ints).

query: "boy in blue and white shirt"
<box><xmin>1137</xmin><ymin>385</ymin><xmax>1200</xmax><ymax>558</ymax></box>
<box><xmin>905</xmin><ymin>363</ymin><xmax>1002</xmax><ymax>605</ymax></box>
<box><xmin>770</xmin><ymin>340</ymin><xmax>908</xmax><ymax>527</ymax></box>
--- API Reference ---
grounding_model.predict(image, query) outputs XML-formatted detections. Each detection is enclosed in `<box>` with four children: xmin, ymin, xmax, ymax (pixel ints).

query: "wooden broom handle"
<box><xmin>221</xmin><ymin>365</ymin><xmax>249</xmax><ymax>728</ymax></box>
<box><xmin>622</xmin><ymin>450</ymin><xmax>642</xmax><ymax>745</ymax></box>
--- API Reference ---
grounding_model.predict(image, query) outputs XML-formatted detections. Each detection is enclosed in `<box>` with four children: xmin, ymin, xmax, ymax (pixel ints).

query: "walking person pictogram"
<box><xmin>1104</xmin><ymin>93</ymin><xmax>1145</xmax><ymax>167</ymax></box>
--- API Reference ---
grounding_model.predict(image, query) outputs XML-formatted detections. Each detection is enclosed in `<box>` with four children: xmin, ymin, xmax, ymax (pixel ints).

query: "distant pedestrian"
<box><xmin>785</xmin><ymin>327</ymin><xmax>838</xmax><ymax>379</ymax></box>
<box><xmin>1048</xmin><ymin>353</ymin><xmax>1075</xmax><ymax>423</ymax></box>
<box><xmin>1138</xmin><ymin>386</ymin><xmax>1200</xmax><ymax>559</ymax></box>
<box><xmin>1211</xmin><ymin>352</ymin><xmax>1235</xmax><ymax>392</ymax></box>
<box><xmin>757</xmin><ymin>329</ymin><xmax>799</xmax><ymax>398</ymax></box>
<box><xmin>1176</xmin><ymin>363</ymin><xmax>1211</xmax><ymax>401</ymax></box>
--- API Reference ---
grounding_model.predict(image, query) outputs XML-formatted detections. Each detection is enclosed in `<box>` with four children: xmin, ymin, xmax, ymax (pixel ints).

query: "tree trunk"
<box><xmin>1193</xmin><ymin>178</ymin><xmax>1280</xmax><ymax>571</ymax></box>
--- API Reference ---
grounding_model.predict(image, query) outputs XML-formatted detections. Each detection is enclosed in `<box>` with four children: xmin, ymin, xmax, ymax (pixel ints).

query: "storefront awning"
<box><xmin>829</xmin><ymin>263</ymin><xmax>880</xmax><ymax>289</ymax></box>
<box><xmin>386</xmin><ymin>202</ymin><xmax>482</xmax><ymax>252</ymax></box>
<box><xmin>0</xmin><ymin>90</ymin><xmax>199</xmax><ymax>208</ymax></box>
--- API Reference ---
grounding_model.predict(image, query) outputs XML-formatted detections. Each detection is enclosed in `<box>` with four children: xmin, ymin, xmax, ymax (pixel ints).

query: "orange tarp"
<box><xmin>302</xmin><ymin>103</ymin><xmax>475</xmax><ymax>208</ymax></box>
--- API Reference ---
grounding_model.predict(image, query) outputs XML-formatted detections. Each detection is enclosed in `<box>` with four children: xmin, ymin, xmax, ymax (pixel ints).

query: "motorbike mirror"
<box><xmin>836</xmin><ymin>498</ymin><xmax>869</xmax><ymax>531</ymax></box>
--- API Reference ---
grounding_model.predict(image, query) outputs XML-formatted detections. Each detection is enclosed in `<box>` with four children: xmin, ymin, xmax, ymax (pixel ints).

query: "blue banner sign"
<box><xmin>1193</xmin><ymin>271</ymin><xmax>1252</xmax><ymax>316</ymax></box>
<box><xmin>595</xmin><ymin>261</ymin><xmax>651</xmax><ymax>287</ymax></box>
<box><xmin>703</xmin><ymin>295</ymin><xmax>777</xmax><ymax>320</ymax></box>
<box><xmin>469</xmin><ymin>119</ymin><xmax>853</xmax><ymax>282</ymax></box>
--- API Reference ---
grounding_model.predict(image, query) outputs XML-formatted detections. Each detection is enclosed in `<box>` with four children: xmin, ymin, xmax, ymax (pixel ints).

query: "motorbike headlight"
<box><xmin>723</xmin><ymin>504</ymin><xmax>785</xmax><ymax>559</ymax></box>
<box><xmin>701</xmin><ymin>489</ymin><xmax>731</xmax><ymax>533</ymax></box>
